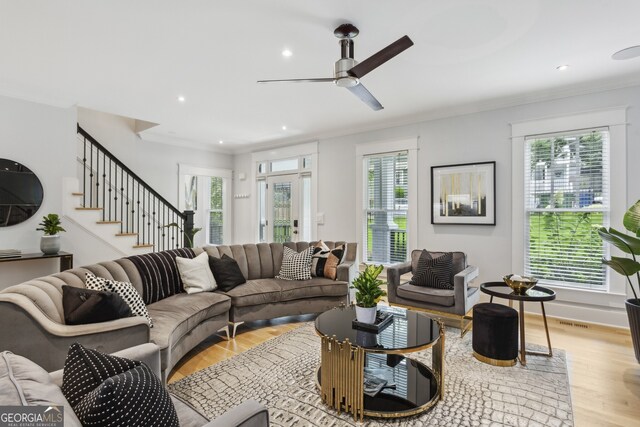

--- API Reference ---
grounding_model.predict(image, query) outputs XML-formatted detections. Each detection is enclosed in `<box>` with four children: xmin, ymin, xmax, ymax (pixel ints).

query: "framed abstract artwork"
<box><xmin>431</xmin><ymin>161</ymin><xmax>496</xmax><ymax>225</ymax></box>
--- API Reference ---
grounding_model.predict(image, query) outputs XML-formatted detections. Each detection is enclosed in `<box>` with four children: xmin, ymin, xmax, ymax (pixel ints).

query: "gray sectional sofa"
<box><xmin>0</xmin><ymin>343</ymin><xmax>269</xmax><ymax>427</ymax></box>
<box><xmin>0</xmin><ymin>241</ymin><xmax>356</xmax><ymax>381</ymax></box>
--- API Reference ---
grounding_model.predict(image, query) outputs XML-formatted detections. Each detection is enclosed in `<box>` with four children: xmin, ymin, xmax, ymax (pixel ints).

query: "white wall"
<box><xmin>234</xmin><ymin>84</ymin><xmax>640</xmax><ymax>326</ymax></box>
<box><xmin>0</xmin><ymin>95</ymin><xmax>77</xmax><ymax>286</ymax></box>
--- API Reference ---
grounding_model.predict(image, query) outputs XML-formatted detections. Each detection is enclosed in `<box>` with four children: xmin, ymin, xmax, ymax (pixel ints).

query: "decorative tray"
<box><xmin>352</xmin><ymin>311</ymin><xmax>394</xmax><ymax>333</ymax></box>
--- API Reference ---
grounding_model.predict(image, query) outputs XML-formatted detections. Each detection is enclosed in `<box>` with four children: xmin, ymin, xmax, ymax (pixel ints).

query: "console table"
<box><xmin>0</xmin><ymin>251</ymin><xmax>73</xmax><ymax>272</ymax></box>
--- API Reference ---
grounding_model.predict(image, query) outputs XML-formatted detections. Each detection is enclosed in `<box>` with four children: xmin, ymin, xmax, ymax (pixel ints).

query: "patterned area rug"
<box><xmin>168</xmin><ymin>323</ymin><xmax>573</xmax><ymax>426</ymax></box>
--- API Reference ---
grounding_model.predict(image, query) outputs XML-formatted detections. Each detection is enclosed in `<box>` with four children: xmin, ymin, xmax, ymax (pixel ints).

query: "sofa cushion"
<box><xmin>396</xmin><ymin>283</ymin><xmax>455</xmax><ymax>307</ymax></box>
<box><xmin>86</xmin><ymin>272</ymin><xmax>153</xmax><ymax>327</ymax></box>
<box><xmin>62</xmin><ymin>285</ymin><xmax>131</xmax><ymax>325</ymax></box>
<box><xmin>126</xmin><ymin>248</ymin><xmax>196</xmax><ymax>304</ymax></box>
<box><xmin>277</xmin><ymin>278</ymin><xmax>348</xmax><ymax>302</ymax></box>
<box><xmin>218</xmin><ymin>279</ymin><xmax>282</xmax><ymax>308</ymax></box>
<box><xmin>176</xmin><ymin>252</ymin><xmax>217</xmax><ymax>294</ymax></box>
<box><xmin>276</xmin><ymin>246</ymin><xmax>313</xmax><ymax>280</ymax></box>
<box><xmin>74</xmin><ymin>363</ymin><xmax>178</xmax><ymax>427</ymax></box>
<box><xmin>0</xmin><ymin>351</ymin><xmax>82</xmax><ymax>426</ymax></box>
<box><xmin>208</xmin><ymin>254</ymin><xmax>247</xmax><ymax>292</ymax></box>
<box><xmin>61</xmin><ymin>343</ymin><xmax>141</xmax><ymax>407</ymax></box>
<box><xmin>147</xmin><ymin>292</ymin><xmax>231</xmax><ymax>350</ymax></box>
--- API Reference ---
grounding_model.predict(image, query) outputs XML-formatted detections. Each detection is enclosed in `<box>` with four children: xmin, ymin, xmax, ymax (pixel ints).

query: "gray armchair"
<box><xmin>386</xmin><ymin>250</ymin><xmax>479</xmax><ymax>336</ymax></box>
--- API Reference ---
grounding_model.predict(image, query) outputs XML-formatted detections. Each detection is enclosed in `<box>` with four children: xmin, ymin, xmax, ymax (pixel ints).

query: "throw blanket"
<box><xmin>127</xmin><ymin>248</ymin><xmax>195</xmax><ymax>304</ymax></box>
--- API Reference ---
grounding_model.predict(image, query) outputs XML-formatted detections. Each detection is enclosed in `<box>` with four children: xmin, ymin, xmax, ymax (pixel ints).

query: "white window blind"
<box><xmin>524</xmin><ymin>128</ymin><xmax>610</xmax><ymax>289</ymax></box>
<box><xmin>364</xmin><ymin>151</ymin><xmax>408</xmax><ymax>264</ymax></box>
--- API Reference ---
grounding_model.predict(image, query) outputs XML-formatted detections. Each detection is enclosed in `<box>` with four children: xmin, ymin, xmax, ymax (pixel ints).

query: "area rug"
<box><xmin>168</xmin><ymin>323</ymin><xmax>573</xmax><ymax>426</ymax></box>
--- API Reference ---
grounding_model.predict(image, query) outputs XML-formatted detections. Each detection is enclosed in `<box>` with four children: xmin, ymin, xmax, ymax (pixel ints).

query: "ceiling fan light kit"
<box><xmin>258</xmin><ymin>23</ymin><xmax>413</xmax><ymax>111</ymax></box>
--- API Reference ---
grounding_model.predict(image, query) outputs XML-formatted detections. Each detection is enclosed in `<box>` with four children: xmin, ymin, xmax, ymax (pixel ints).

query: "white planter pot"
<box><xmin>355</xmin><ymin>305</ymin><xmax>377</xmax><ymax>324</ymax></box>
<box><xmin>40</xmin><ymin>235</ymin><xmax>60</xmax><ymax>255</ymax></box>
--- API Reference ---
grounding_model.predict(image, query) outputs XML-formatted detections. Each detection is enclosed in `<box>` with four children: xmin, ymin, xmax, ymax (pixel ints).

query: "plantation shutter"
<box><xmin>524</xmin><ymin>128</ymin><xmax>610</xmax><ymax>289</ymax></box>
<box><xmin>364</xmin><ymin>151</ymin><xmax>408</xmax><ymax>264</ymax></box>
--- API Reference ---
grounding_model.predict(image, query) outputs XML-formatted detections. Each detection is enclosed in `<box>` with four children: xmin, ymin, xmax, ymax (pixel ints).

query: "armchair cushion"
<box><xmin>411</xmin><ymin>250</ymin><xmax>466</xmax><ymax>276</ymax></box>
<box><xmin>397</xmin><ymin>284</ymin><xmax>455</xmax><ymax>307</ymax></box>
<box><xmin>410</xmin><ymin>250</ymin><xmax>454</xmax><ymax>290</ymax></box>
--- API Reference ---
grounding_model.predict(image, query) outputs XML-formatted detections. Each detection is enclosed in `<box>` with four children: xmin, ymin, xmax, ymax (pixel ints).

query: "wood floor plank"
<box><xmin>167</xmin><ymin>311</ymin><xmax>640</xmax><ymax>427</ymax></box>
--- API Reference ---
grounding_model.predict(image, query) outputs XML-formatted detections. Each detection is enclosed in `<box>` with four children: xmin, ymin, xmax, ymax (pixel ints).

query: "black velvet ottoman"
<box><xmin>472</xmin><ymin>303</ymin><xmax>518</xmax><ymax>366</ymax></box>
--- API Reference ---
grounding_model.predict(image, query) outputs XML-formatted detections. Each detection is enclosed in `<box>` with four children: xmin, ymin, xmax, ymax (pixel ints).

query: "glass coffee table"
<box><xmin>314</xmin><ymin>305</ymin><xmax>444</xmax><ymax>420</ymax></box>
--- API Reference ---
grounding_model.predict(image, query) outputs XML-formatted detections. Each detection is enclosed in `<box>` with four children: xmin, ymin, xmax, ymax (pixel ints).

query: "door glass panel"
<box><xmin>208</xmin><ymin>177</ymin><xmax>224</xmax><ymax>244</ymax></box>
<box><xmin>272</xmin><ymin>182</ymin><xmax>292</xmax><ymax>243</ymax></box>
<box><xmin>301</xmin><ymin>175</ymin><xmax>311</xmax><ymax>241</ymax></box>
<box><xmin>271</xmin><ymin>158</ymin><xmax>298</xmax><ymax>172</ymax></box>
<box><xmin>258</xmin><ymin>180</ymin><xmax>267</xmax><ymax>242</ymax></box>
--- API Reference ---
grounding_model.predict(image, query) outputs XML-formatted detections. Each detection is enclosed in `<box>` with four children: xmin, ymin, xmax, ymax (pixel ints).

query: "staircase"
<box><xmin>62</xmin><ymin>125</ymin><xmax>193</xmax><ymax>255</ymax></box>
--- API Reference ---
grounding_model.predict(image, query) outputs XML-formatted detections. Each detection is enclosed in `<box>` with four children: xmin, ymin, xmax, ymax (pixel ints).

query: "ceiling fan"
<box><xmin>257</xmin><ymin>23</ymin><xmax>414</xmax><ymax>111</ymax></box>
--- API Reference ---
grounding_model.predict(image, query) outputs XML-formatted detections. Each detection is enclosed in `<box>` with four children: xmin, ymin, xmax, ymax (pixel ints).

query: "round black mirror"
<box><xmin>0</xmin><ymin>158</ymin><xmax>44</xmax><ymax>227</ymax></box>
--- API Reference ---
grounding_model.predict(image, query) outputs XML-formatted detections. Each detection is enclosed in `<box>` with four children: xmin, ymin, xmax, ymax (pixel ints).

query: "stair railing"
<box><xmin>76</xmin><ymin>125</ymin><xmax>194</xmax><ymax>250</ymax></box>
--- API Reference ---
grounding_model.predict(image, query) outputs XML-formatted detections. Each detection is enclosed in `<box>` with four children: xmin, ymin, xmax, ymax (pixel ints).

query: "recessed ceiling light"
<box><xmin>218</xmin><ymin>140</ymin><xmax>223</xmax><ymax>144</ymax></box>
<box><xmin>282</xmin><ymin>49</ymin><xmax>293</xmax><ymax>57</ymax></box>
<box><xmin>177</xmin><ymin>96</ymin><xmax>186</xmax><ymax>103</ymax></box>
<box><xmin>612</xmin><ymin>45</ymin><xmax>640</xmax><ymax>60</ymax></box>
<box><xmin>556</xmin><ymin>64</ymin><xmax>569</xmax><ymax>71</ymax></box>
<box><xmin>282</xmin><ymin>125</ymin><xmax>287</xmax><ymax>130</ymax></box>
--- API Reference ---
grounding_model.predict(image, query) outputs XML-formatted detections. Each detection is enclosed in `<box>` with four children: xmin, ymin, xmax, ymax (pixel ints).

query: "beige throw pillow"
<box><xmin>176</xmin><ymin>252</ymin><xmax>217</xmax><ymax>294</ymax></box>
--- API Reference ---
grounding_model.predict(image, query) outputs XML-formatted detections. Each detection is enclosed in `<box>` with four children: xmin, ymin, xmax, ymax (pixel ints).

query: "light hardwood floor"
<box><xmin>168</xmin><ymin>313</ymin><xmax>640</xmax><ymax>427</ymax></box>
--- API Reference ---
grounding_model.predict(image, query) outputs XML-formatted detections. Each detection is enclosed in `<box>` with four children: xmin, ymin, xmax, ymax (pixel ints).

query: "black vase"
<box><xmin>626</xmin><ymin>299</ymin><xmax>640</xmax><ymax>364</ymax></box>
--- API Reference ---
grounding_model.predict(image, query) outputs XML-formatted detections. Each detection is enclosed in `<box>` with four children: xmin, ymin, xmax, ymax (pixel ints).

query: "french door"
<box><xmin>266</xmin><ymin>174</ymin><xmax>300</xmax><ymax>243</ymax></box>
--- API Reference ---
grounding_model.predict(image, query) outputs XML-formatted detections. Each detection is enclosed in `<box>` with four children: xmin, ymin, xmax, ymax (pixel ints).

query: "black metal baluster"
<box><xmin>114</xmin><ymin>164</ymin><xmax>119</xmax><ymax>227</ymax></box>
<box><xmin>121</xmin><ymin>169</ymin><xmax>125</xmax><ymax>233</ymax></box>
<box><xmin>125</xmin><ymin>173</ymin><xmax>130</xmax><ymax>233</ymax></box>
<box><xmin>152</xmin><ymin>196</ymin><xmax>156</xmax><ymax>249</ymax></box>
<box><xmin>147</xmin><ymin>191</ymin><xmax>151</xmax><ymax>248</ymax></box>
<box><xmin>161</xmin><ymin>206</ymin><xmax>166</xmax><ymax>251</ymax></box>
<box><xmin>82</xmin><ymin>137</ymin><xmax>87</xmax><ymax>207</ymax></box>
<box><xmin>108</xmin><ymin>158</ymin><xmax>112</xmax><ymax>221</ymax></box>
<box><xmin>89</xmin><ymin>142</ymin><xmax>94</xmax><ymax>207</ymax></box>
<box><xmin>102</xmin><ymin>153</ymin><xmax>106</xmax><ymax>220</ymax></box>
<box><xmin>136</xmin><ymin>182</ymin><xmax>140</xmax><ymax>245</ymax></box>
<box><xmin>141</xmin><ymin>187</ymin><xmax>146</xmax><ymax>245</ymax></box>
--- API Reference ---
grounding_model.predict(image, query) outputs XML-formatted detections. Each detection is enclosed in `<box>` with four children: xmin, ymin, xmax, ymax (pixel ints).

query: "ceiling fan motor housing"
<box><xmin>334</xmin><ymin>58</ymin><xmax>359</xmax><ymax>87</ymax></box>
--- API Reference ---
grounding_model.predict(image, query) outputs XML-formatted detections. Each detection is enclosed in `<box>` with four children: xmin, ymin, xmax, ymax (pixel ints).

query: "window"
<box><xmin>178</xmin><ymin>165</ymin><xmax>232</xmax><ymax>247</ymax></box>
<box><xmin>364</xmin><ymin>151</ymin><xmax>408</xmax><ymax>264</ymax></box>
<box><xmin>207</xmin><ymin>177</ymin><xmax>224</xmax><ymax>245</ymax></box>
<box><xmin>524</xmin><ymin>128</ymin><xmax>609</xmax><ymax>289</ymax></box>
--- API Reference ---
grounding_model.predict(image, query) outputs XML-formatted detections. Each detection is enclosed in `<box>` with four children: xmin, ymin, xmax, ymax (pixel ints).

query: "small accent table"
<box><xmin>0</xmin><ymin>251</ymin><xmax>73</xmax><ymax>272</ymax></box>
<box><xmin>314</xmin><ymin>305</ymin><xmax>444</xmax><ymax>420</ymax></box>
<box><xmin>479</xmin><ymin>282</ymin><xmax>556</xmax><ymax>366</ymax></box>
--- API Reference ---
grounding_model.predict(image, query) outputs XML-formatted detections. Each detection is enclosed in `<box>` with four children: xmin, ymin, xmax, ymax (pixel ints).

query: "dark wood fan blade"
<box><xmin>348</xmin><ymin>35</ymin><xmax>414</xmax><ymax>79</ymax></box>
<box><xmin>257</xmin><ymin>78</ymin><xmax>334</xmax><ymax>83</ymax></box>
<box><xmin>346</xmin><ymin>83</ymin><xmax>383</xmax><ymax>111</ymax></box>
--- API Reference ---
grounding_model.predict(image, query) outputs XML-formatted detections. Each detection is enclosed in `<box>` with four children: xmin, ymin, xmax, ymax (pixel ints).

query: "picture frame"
<box><xmin>431</xmin><ymin>161</ymin><xmax>496</xmax><ymax>225</ymax></box>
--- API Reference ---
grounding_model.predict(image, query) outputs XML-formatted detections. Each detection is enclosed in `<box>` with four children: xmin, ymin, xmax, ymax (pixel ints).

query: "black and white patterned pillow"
<box><xmin>73</xmin><ymin>362</ymin><xmax>179</xmax><ymax>427</ymax></box>
<box><xmin>276</xmin><ymin>246</ymin><xmax>313</xmax><ymax>281</ymax></box>
<box><xmin>410</xmin><ymin>251</ymin><xmax>454</xmax><ymax>290</ymax></box>
<box><xmin>61</xmin><ymin>343</ymin><xmax>141</xmax><ymax>407</ymax></box>
<box><xmin>85</xmin><ymin>272</ymin><xmax>153</xmax><ymax>327</ymax></box>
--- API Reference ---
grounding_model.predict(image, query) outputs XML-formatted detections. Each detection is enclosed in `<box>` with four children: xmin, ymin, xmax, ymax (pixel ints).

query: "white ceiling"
<box><xmin>1</xmin><ymin>1</ymin><xmax>640</xmax><ymax>151</ymax></box>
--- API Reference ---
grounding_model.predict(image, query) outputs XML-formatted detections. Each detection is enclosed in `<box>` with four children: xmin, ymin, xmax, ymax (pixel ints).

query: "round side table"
<box><xmin>479</xmin><ymin>282</ymin><xmax>556</xmax><ymax>366</ymax></box>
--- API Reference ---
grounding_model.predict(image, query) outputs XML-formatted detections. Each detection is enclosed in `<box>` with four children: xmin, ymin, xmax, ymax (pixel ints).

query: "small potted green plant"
<box><xmin>351</xmin><ymin>264</ymin><xmax>387</xmax><ymax>324</ymax></box>
<box><xmin>598</xmin><ymin>200</ymin><xmax>640</xmax><ymax>363</ymax></box>
<box><xmin>163</xmin><ymin>222</ymin><xmax>202</xmax><ymax>248</ymax></box>
<box><xmin>37</xmin><ymin>214</ymin><xmax>66</xmax><ymax>255</ymax></box>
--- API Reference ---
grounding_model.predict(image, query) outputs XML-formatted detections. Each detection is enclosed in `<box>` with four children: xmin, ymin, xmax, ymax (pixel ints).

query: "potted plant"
<box><xmin>351</xmin><ymin>264</ymin><xmax>387</xmax><ymax>324</ymax></box>
<box><xmin>37</xmin><ymin>214</ymin><xmax>66</xmax><ymax>255</ymax></box>
<box><xmin>163</xmin><ymin>222</ymin><xmax>202</xmax><ymax>248</ymax></box>
<box><xmin>598</xmin><ymin>200</ymin><xmax>640</xmax><ymax>363</ymax></box>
